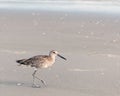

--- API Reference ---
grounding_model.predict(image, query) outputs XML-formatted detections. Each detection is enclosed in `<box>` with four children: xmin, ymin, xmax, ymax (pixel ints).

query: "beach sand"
<box><xmin>0</xmin><ymin>4</ymin><xmax>120</xmax><ymax>96</ymax></box>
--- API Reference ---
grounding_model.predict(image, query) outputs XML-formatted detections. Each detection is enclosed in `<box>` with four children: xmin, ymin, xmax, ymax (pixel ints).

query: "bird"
<box><xmin>16</xmin><ymin>50</ymin><xmax>67</xmax><ymax>88</ymax></box>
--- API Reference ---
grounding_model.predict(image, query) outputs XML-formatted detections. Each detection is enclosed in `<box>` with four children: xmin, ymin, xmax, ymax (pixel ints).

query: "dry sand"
<box><xmin>0</xmin><ymin>4</ymin><xmax>120</xmax><ymax>96</ymax></box>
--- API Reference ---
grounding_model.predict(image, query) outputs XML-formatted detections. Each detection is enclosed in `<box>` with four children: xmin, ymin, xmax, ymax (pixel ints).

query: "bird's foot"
<box><xmin>32</xmin><ymin>84</ymin><xmax>41</xmax><ymax>88</ymax></box>
<box><xmin>41</xmin><ymin>80</ymin><xmax>47</xmax><ymax>87</ymax></box>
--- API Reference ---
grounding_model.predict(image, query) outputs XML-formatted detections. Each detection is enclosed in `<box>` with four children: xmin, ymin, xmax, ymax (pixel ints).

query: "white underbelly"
<box><xmin>41</xmin><ymin>61</ymin><xmax>55</xmax><ymax>68</ymax></box>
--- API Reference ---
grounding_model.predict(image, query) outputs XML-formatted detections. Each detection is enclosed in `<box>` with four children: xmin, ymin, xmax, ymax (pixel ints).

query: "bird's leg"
<box><xmin>32</xmin><ymin>69</ymin><xmax>47</xmax><ymax>87</ymax></box>
<box><xmin>33</xmin><ymin>75</ymin><xmax>47</xmax><ymax>87</ymax></box>
<box><xmin>32</xmin><ymin>70</ymin><xmax>40</xmax><ymax>88</ymax></box>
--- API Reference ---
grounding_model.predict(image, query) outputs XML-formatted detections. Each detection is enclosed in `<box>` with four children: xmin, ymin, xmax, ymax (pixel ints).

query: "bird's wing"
<box><xmin>16</xmin><ymin>55</ymin><xmax>48</xmax><ymax>68</ymax></box>
<box><xmin>27</xmin><ymin>55</ymin><xmax>48</xmax><ymax>67</ymax></box>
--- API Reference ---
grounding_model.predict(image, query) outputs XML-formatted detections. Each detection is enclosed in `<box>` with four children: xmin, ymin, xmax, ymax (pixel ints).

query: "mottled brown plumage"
<box><xmin>16</xmin><ymin>50</ymin><xmax>66</xmax><ymax>88</ymax></box>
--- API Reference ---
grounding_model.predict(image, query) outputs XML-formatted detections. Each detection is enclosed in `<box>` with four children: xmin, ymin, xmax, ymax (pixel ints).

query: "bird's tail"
<box><xmin>16</xmin><ymin>59</ymin><xmax>27</xmax><ymax>65</ymax></box>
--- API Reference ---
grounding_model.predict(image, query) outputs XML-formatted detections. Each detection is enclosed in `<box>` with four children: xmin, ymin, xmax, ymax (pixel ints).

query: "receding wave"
<box><xmin>0</xmin><ymin>1</ymin><xmax>120</xmax><ymax>13</ymax></box>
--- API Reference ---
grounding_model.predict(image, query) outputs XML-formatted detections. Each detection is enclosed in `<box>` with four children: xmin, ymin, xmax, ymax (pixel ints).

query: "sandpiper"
<box><xmin>16</xmin><ymin>50</ymin><xmax>66</xmax><ymax>87</ymax></box>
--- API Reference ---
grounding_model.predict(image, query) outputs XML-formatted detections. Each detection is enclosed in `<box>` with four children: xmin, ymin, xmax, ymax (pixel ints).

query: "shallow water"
<box><xmin>0</xmin><ymin>2</ymin><xmax>120</xmax><ymax>96</ymax></box>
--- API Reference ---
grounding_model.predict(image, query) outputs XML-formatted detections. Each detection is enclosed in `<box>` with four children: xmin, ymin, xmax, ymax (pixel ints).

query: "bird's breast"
<box><xmin>41</xmin><ymin>57</ymin><xmax>55</xmax><ymax>68</ymax></box>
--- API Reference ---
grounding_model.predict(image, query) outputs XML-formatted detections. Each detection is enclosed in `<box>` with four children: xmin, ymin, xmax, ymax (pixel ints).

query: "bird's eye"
<box><xmin>53</xmin><ymin>51</ymin><xmax>55</xmax><ymax>53</ymax></box>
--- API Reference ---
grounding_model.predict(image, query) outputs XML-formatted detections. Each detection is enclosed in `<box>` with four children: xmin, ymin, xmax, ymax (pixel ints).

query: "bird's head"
<box><xmin>49</xmin><ymin>50</ymin><xmax>67</xmax><ymax>60</ymax></box>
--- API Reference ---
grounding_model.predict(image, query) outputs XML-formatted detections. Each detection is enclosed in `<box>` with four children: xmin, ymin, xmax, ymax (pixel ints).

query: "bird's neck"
<box><xmin>49</xmin><ymin>54</ymin><xmax>56</xmax><ymax>61</ymax></box>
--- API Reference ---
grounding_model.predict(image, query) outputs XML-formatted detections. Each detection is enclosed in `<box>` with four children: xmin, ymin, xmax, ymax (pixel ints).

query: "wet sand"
<box><xmin>0</xmin><ymin>4</ymin><xmax>120</xmax><ymax>96</ymax></box>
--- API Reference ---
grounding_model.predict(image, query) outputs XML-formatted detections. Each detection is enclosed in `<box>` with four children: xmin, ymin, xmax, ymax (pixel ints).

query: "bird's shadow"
<box><xmin>0</xmin><ymin>80</ymin><xmax>47</xmax><ymax>88</ymax></box>
<box><xmin>0</xmin><ymin>80</ymin><xmax>33</xmax><ymax>88</ymax></box>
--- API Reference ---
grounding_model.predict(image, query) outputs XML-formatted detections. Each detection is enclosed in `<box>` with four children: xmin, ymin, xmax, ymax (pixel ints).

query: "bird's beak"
<box><xmin>57</xmin><ymin>54</ymin><xmax>67</xmax><ymax>60</ymax></box>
